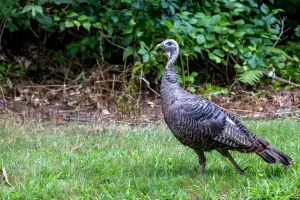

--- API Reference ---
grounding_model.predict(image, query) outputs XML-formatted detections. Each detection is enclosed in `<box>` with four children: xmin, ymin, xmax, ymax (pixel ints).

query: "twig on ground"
<box><xmin>263</xmin><ymin>72</ymin><xmax>300</xmax><ymax>87</ymax></box>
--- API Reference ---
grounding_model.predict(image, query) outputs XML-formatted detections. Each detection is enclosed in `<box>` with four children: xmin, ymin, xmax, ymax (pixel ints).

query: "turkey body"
<box><xmin>161</xmin><ymin>68</ymin><xmax>251</xmax><ymax>151</ymax></box>
<box><xmin>158</xmin><ymin>39</ymin><xmax>293</xmax><ymax>175</ymax></box>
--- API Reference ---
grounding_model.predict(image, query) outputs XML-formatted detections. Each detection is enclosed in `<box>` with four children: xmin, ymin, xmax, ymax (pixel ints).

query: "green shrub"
<box><xmin>0</xmin><ymin>0</ymin><xmax>299</xmax><ymax>91</ymax></box>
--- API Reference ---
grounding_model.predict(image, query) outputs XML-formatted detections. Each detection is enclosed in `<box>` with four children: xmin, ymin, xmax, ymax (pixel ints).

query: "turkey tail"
<box><xmin>253</xmin><ymin>137</ymin><xmax>293</xmax><ymax>166</ymax></box>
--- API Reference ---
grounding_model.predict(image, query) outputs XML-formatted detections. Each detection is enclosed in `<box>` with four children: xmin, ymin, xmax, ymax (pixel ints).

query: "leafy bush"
<box><xmin>0</xmin><ymin>0</ymin><xmax>299</xmax><ymax>93</ymax></box>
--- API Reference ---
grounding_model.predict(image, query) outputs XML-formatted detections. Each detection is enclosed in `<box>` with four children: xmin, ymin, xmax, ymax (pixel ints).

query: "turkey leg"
<box><xmin>217</xmin><ymin>150</ymin><xmax>247</xmax><ymax>175</ymax></box>
<box><xmin>193</xmin><ymin>149</ymin><xmax>206</xmax><ymax>175</ymax></box>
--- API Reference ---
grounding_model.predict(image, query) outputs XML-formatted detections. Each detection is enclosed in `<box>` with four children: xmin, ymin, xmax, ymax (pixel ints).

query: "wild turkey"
<box><xmin>157</xmin><ymin>39</ymin><xmax>293</xmax><ymax>175</ymax></box>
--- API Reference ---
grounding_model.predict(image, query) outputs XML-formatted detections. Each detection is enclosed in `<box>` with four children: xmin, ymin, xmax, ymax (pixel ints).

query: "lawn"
<box><xmin>0</xmin><ymin>120</ymin><xmax>299</xmax><ymax>199</ymax></box>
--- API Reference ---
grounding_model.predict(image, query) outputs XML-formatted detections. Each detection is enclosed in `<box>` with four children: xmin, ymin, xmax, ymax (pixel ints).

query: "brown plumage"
<box><xmin>157</xmin><ymin>39</ymin><xmax>293</xmax><ymax>175</ymax></box>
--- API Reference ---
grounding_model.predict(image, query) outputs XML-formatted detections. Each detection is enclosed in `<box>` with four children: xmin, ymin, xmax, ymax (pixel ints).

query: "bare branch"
<box><xmin>271</xmin><ymin>16</ymin><xmax>288</xmax><ymax>49</ymax></box>
<box><xmin>0</xmin><ymin>19</ymin><xmax>7</xmax><ymax>51</ymax></box>
<box><xmin>103</xmin><ymin>35</ymin><xmax>140</xmax><ymax>62</ymax></box>
<box><xmin>102</xmin><ymin>36</ymin><xmax>161</xmax><ymax>97</ymax></box>
<box><xmin>263</xmin><ymin>72</ymin><xmax>300</xmax><ymax>87</ymax></box>
<box><xmin>141</xmin><ymin>77</ymin><xmax>161</xmax><ymax>97</ymax></box>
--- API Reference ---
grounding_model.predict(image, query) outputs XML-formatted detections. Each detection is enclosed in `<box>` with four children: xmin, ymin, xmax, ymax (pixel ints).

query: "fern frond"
<box><xmin>238</xmin><ymin>70</ymin><xmax>263</xmax><ymax>85</ymax></box>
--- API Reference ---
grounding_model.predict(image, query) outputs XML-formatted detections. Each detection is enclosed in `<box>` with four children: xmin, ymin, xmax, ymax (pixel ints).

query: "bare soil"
<box><xmin>0</xmin><ymin>80</ymin><xmax>299</xmax><ymax>125</ymax></box>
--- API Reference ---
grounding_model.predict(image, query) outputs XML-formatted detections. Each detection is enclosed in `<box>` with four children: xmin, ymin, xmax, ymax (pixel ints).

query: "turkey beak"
<box><xmin>156</xmin><ymin>43</ymin><xmax>163</xmax><ymax>48</ymax></box>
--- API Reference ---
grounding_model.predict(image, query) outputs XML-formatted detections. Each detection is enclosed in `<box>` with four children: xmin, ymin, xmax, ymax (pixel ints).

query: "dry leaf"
<box><xmin>1</xmin><ymin>167</ymin><xmax>12</xmax><ymax>187</ymax></box>
<box><xmin>102</xmin><ymin>109</ymin><xmax>110</xmax><ymax>115</ymax></box>
<box><xmin>14</xmin><ymin>97</ymin><xmax>22</xmax><ymax>101</ymax></box>
<box><xmin>55</xmin><ymin>117</ymin><xmax>67</xmax><ymax>125</ymax></box>
<box><xmin>70</xmin><ymin>144</ymin><xmax>83</xmax><ymax>152</ymax></box>
<box><xmin>22</xmin><ymin>89</ymin><xmax>29</xmax><ymax>94</ymax></box>
<box><xmin>7</xmin><ymin>136</ymin><xmax>16</xmax><ymax>144</ymax></box>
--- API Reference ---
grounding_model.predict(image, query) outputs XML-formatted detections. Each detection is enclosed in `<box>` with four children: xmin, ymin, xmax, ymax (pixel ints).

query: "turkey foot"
<box><xmin>217</xmin><ymin>150</ymin><xmax>246</xmax><ymax>175</ymax></box>
<box><xmin>194</xmin><ymin>149</ymin><xmax>206</xmax><ymax>176</ymax></box>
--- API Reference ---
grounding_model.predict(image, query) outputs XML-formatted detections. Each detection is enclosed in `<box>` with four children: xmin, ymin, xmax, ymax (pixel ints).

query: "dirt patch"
<box><xmin>0</xmin><ymin>82</ymin><xmax>299</xmax><ymax>124</ymax></box>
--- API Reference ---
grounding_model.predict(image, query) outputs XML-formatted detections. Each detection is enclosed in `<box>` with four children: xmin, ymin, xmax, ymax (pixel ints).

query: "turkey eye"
<box><xmin>167</xmin><ymin>42</ymin><xmax>172</xmax><ymax>46</ymax></box>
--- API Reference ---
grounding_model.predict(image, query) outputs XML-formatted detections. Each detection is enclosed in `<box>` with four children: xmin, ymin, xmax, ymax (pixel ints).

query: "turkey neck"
<box><xmin>161</xmin><ymin>68</ymin><xmax>182</xmax><ymax>113</ymax></box>
<box><xmin>161</xmin><ymin>47</ymin><xmax>182</xmax><ymax>111</ymax></box>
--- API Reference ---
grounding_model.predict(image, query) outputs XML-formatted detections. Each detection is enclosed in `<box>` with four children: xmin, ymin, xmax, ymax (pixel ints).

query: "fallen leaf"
<box><xmin>1</xmin><ymin>167</ymin><xmax>12</xmax><ymax>187</ymax></box>
<box><xmin>70</xmin><ymin>143</ymin><xmax>83</xmax><ymax>152</ymax></box>
<box><xmin>55</xmin><ymin>117</ymin><xmax>67</xmax><ymax>125</ymax></box>
<box><xmin>7</xmin><ymin>136</ymin><xmax>16</xmax><ymax>143</ymax></box>
<box><xmin>102</xmin><ymin>109</ymin><xmax>110</xmax><ymax>115</ymax></box>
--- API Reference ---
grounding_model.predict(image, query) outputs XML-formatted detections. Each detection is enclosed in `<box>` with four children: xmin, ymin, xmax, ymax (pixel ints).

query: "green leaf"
<box><xmin>68</xmin><ymin>12</ymin><xmax>78</xmax><ymax>18</ymax></box>
<box><xmin>206</xmin><ymin>34</ymin><xmax>215</xmax><ymax>41</ymax></box>
<box><xmin>277</xmin><ymin>63</ymin><xmax>285</xmax><ymax>69</ymax></box>
<box><xmin>123</xmin><ymin>49</ymin><xmax>132</xmax><ymax>61</ymax></box>
<box><xmin>295</xmin><ymin>26</ymin><xmax>300</xmax><ymax>37</ymax></box>
<box><xmin>131</xmin><ymin>1</ymin><xmax>139</xmax><ymax>9</ymax></box>
<box><xmin>234</xmin><ymin>3</ymin><xmax>244</xmax><ymax>8</ymax></box>
<box><xmin>185</xmin><ymin>76</ymin><xmax>194</xmax><ymax>82</ymax></box>
<box><xmin>74</xmin><ymin>20</ymin><xmax>81</xmax><ymax>29</ymax></box>
<box><xmin>136</xmin><ymin>31</ymin><xmax>143</xmax><ymax>37</ymax></box>
<box><xmin>66</xmin><ymin>43</ymin><xmax>80</xmax><ymax>54</ymax></box>
<box><xmin>6</xmin><ymin>22</ymin><xmax>18</xmax><ymax>32</ymax></box>
<box><xmin>211</xmin><ymin>15</ymin><xmax>221</xmax><ymax>25</ymax></box>
<box><xmin>143</xmin><ymin>53</ymin><xmax>150</xmax><ymax>62</ymax></box>
<box><xmin>1</xmin><ymin>5</ymin><xmax>9</xmax><ymax>16</ymax></box>
<box><xmin>194</xmin><ymin>12</ymin><xmax>204</xmax><ymax>19</ymax></box>
<box><xmin>82</xmin><ymin>22</ymin><xmax>91</xmax><ymax>32</ymax></box>
<box><xmin>189</xmin><ymin>18</ymin><xmax>198</xmax><ymax>25</ymax></box>
<box><xmin>242</xmin><ymin>51</ymin><xmax>252</xmax><ymax>59</ymax></box>
<box><xmin>260</xmin><ymin>3</ymin><xmax>269</xmax><ymax>15</ymax></box>
<box><xmin>248</xmin><ymin>57</ymin><xmax>258</xmax><ymax>68</ymax></box>
<box><xmin>31</xmin><ymin>7</ymin><xmax>36</xmax><ymax>17</ymax></box>
<box><xmin>107</xmin><ymin>25</ymin><xmax>113</xmax><ymax>36</ymax></box>
<box><xmin>78</xmin><ymin>15</ymin><xmax>89</xmax><ymax>21</ymax></box>
<box><xmin>162</xmin><ymin>20</ymin><xmax>173</xmax><ymax>29</ymax></box>
<box><xmin>213</xmin><ymin>49</ymin><xmax>225</xmax><ymax>57</ymax></box>
<box><xmin>191</xmin><ymin>72</ymin><xmax>198</xmax><ymax>77</ymax></box>
<box><xmin>208</xmin><ymin>52</ymin><xmax>221</xmax><ymax>63</ymax></box>
<box><xmin>123</xmin><ymin>35</ymin><xmax>133</xmax><ymax>46</ymax></box>
<box><xmin>138</xmin><ymin>48</ymin><xmax>147</xmax><ymax>55</ymax></box>
<box><xmin>22</xmin><ymin>5</ymin><xmax>32</xmax><ymax>13</ymax></box>
<box><xmin>35</xmin><ymin>15</ymin><xmax>53</xmax><ymax>26</ymax></box>
<box><xmin>129</xmin><ymin>19</ymin><xmax>136</xmax><ymax>26</ymax></box>
<box><xmin>59</xmin><ymin>22</ymin><xmax>65</xmax><ymax>31</ymax></box>
<box><xmin>271</xmin><ymin>8</ymin><xmax>284</xmax><ymax>14</ymax></box>
<box><xmin>234</xmin><ymin>19</ymin><xmax>245</xmax><ymax>25</ymax></box>
<box><xmin>188</xmin><ymin>87</ymin><xmax>196</xmax><ymax>93</ymax></box>
<box><xmin>169</xmin><ymin>5</ymin><xmax>175</xmax><ymax>15</ymax></box>
<box><xmin>194</xmin><ymin>46</ymin><xmax>202</xmax><ymax>53</ymax></box>
<box><xmin>204</xmin><ymin>42</ymin><xmax>218</xmax><ymax>49</ymax></box>
<box><xmin>235</xmin><ymin>28</ymin><xmax>246</xmax><ymax>37</ymax></box>
<box><xmin>34</xmin><ymin>5</ymin><xmax>43</xmax><ymax>15</ymax></box>
<box><xmin>0</xmin><ymin>65</ymin><xmax>6</xmax><ymax>72</ymax></box>
<box><xmin>196</xmin><ymin>35</ymin><xmax>205</xmax><ymax>45</ymax></box>
<box><xmin>93</xmin><ymin>22</ymin><xmax>102</xmax><ymax>29</ymax></box>
<box><xmin>54</xmin><ymin>14</ymin><xmax>60</xmax><ymax>21</ymax></box>
<box><xmin>111</xmin><ymin>16</ymin><xmax>118</xmax><ymax>23</ymax></box>
<box><xmin>65</xmin><ymin>20</ymin><xmax>74</xmax><ymax>28</ymax></box>
<box><xmin>238</xmin><ymin>70</ymin><xmax>263</xmax><ymax>85</ymax></box>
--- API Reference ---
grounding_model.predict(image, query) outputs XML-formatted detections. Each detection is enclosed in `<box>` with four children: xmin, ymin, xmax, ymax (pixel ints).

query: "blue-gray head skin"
<box><xmin>157</xmin><ymin>39</ymin><xmax>179</xmax><ymax>70</ymax></box>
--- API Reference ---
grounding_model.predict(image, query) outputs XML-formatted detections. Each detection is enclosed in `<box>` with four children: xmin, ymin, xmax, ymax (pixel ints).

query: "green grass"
<box><xmin>0</xmin><ymin>120</ymin><xmax>299</xmax><ymax>199</ymax></box>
